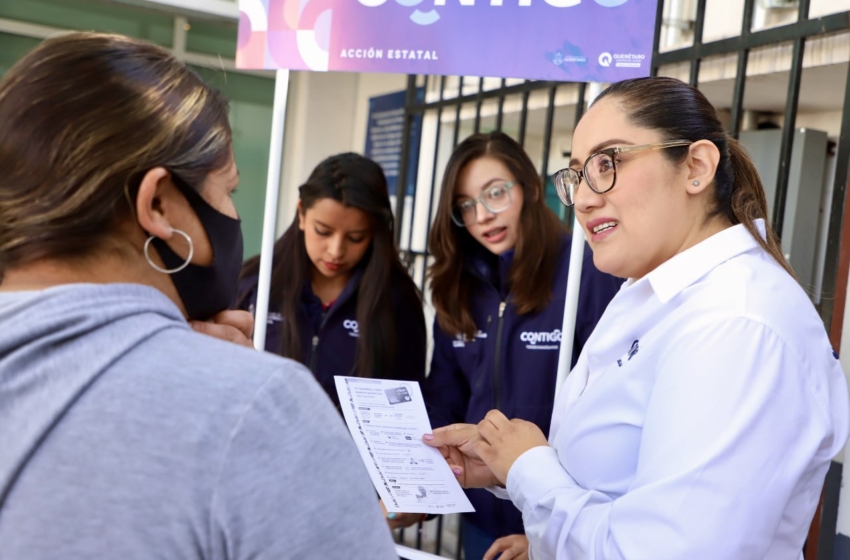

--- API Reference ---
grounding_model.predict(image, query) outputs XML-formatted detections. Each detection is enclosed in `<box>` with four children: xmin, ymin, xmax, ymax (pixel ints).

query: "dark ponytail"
<box><xmin>595</xmin><ymin>77</ymin><xmax>794</xmax><ymax>277</ymax></box>
<box><xmin>726</xmin><ymin>139</ymin><xmax>791</xmax><ymax>276</ymax></box>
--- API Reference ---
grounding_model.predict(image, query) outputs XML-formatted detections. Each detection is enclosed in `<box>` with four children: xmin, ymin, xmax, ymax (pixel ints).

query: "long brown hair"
<box><xmin>239</xmin><ymin>153</ymin><xmax>424</xmax><ymax>378</ymax></box>
<box><xmin>595</xmin><ymin>77</ymin><xmax>794</xmax><ymax>277</ymax></box>
<box><xmin>429</xmin><ymin>132</ymin><xmax>566</xmax><ymax>339</ymax></box>
<box><xmin>0</xmin><ymin>33</ymin><xmax>231</xmax><ymax>279</ymax></box>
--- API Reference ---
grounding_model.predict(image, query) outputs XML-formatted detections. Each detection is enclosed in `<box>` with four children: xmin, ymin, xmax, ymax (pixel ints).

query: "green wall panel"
<box><xmin>185</xmin><ymin>19</ymin><xmax>237</xmax><ymax>59</ymax></box>
<box><xmin>0</xmin><ymin>32</ymin><xmax>41</xmax><ymax>76</ymax></box>
<box><xmin>0</xmin><ymin>0</ymin><xmax>173</xmax><ymax>46</ymax></box>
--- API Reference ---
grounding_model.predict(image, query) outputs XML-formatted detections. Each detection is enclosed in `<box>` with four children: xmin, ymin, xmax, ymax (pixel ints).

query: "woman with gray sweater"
<box><xmin>0</xmin><ymin>32</ymin><xmax>396</xmax><ymax>560</ymax></box>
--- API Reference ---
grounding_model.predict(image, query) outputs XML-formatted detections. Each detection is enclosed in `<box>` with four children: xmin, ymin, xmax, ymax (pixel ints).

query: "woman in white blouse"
<box><xmin>424</xmin><ymin>77</ymin><xmax>850</xmax><ymax>560</ymax></box>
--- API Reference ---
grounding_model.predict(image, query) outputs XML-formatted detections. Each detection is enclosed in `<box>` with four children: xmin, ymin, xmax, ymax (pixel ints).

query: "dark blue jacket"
<box><xmin>237</xmin><ymin>269</ymin><xmax>427</xmax><ymax>409</ymax></box>
<box><xmin>422</xmin><ymin>236</ymin><xmax>621</xmax><ymax>538</ymax></box>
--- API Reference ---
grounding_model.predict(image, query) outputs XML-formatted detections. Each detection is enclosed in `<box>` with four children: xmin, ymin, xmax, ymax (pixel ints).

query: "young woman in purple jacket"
<box><xmin>236</xmin><ymin>153</ymin><xmax>427</xmax><ymax>408</ymax></box>
<box><xmin>422</xmin><ymin>132</ymin><xmax>621</xmax><ymax>560</ymax></box>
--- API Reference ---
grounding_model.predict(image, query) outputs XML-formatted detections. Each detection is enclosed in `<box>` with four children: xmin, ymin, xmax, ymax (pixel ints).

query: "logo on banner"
<box><xmin>599</xmin><ymin>51</ymin><xmax>645</xmax><ymax>68</ymax></box>
<box><xmin>359</xmin><ymin>0</ymin><xmax>439</xmax><ymax>25</ymax></box>
<box><xmin>357</xmin><ymin>0</ymin><xmax>630</xmax><ymax>26</ymax></box>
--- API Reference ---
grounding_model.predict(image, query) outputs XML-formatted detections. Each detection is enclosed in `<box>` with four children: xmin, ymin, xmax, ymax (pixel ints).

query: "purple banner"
<box><xmin>237</xmin><ymin>0</ymin><xmax>658</xmax><ymax>82</ymax></box>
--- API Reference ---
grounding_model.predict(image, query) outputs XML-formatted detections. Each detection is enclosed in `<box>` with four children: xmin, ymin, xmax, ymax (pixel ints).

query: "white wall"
<box><xmin>796</xmin><ymin>111</ymin><xmax>844</xmax><ymax>138</ymax></box>
<box><xmin>276</xmin><ymin>71</ymin><xmax>407</xmax><ymax>234</ymax></box>
<box><xmin>352</xmin><ymin>72</ymin><xmax>408</xmax><ymax>154</ymax></box>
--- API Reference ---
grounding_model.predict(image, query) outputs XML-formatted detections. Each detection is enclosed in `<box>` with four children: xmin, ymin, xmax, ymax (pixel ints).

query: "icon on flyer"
<box><xmin>385</xmin><ymin>386</ymin><xmax>412</xmax><ymax>405</ymax></box>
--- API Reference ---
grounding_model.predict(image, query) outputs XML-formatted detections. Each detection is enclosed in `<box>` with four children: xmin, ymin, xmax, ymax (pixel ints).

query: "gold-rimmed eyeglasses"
<box><xmin>451</xmin><ymin>181</ymin><xmax>515</xmax><ymax>227</ymax></box>
<box><xmin>550</xmin><ymin>140</ymin><xmax>693</xmax><ymax>207</ymax></box>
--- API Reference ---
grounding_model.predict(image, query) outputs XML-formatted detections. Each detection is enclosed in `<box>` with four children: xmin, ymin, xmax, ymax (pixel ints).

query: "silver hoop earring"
<box><xmin>692</xmin><ymin>180</ymin><xmax>700</xmax><ymax>186</ymax></box>
<box><xmin>144</xmin><ymin>228</ymin><xmax>194</xmax><ymax>274</ymax></box>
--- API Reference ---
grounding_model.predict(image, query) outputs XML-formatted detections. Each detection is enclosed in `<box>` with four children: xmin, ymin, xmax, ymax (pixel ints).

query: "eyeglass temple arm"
<box><xmin>615</xmin><ymin>140</ymin><xmax>692</xmax><ymax>155</ymax></box>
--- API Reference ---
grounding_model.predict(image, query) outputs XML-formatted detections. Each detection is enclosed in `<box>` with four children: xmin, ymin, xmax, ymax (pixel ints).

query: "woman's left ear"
<box><xmin>297</xmin><ymin>200</ymin><xmax>306</xmax><ymax>231</ymax></box>
<box><xmin>685</xmin><ymin>140</ymin><xmax>720</xmax><ymax>194</ymax></box>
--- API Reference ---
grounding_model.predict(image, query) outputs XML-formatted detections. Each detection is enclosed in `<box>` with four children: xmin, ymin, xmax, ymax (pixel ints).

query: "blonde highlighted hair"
<box><xmin>0</xmin><ymin>32</ymin><xmax>232</xmax><ymax>276</ymax></box>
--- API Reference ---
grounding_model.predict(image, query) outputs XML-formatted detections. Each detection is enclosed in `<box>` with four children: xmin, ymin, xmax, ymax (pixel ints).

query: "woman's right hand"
<box><xmin>483</xmin><ymin>534</ymin><xmax>529</xmax><ymax>560</ymax></box>
<box><xmin>423</xmin><ymin>423</ymin><xmax>500</xmax><ymax>488</ymax></box>
<box><xmin>190</xmin><ymin>310</ymin><xmax>255</xmax><ymax>348</ymax></box>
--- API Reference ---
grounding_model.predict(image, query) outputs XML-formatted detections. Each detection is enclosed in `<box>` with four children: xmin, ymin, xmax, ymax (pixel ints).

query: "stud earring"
<box><xmin>692</xmin><ymin>180</ymin><xmax>700</xmax><ymax>186</ymax></box>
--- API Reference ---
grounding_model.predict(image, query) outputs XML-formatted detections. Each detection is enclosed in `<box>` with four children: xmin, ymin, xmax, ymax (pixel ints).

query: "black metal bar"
<box><xmin>452</xmin><ymin>77</ymin><xmax>463</xmax><ymax>148</ymax></box>
<box><xmin>540</xmin><ymin>85</ymin><xmax>558</xmax><ymax>179</ymax></box>
<box><xmin>415</xmin><ymin>520</ymin><xmax>423</xmax><ymax>550</ymax></box>
<box><xmin>419</xmin><ymin>76</ymin><xmax>447</xmax><ymax>288</ymax></box>
<box><xmin>688</xmin><ymin>60</ymin><xmax>701</xmax><ymax>89</ymax></box>
<box><xmin>419</xmin><ymin>78</ymin><xmax>560</xmax><ymax>112</ymax></box>
<box><xmin>401</xmin><ymin>78</ymin><xmax>426</xmax><ymax>261</ymax></box>
<box><xmin>574</xmin><ymin>82</ymin><xmax>588</xmax><ymax>125</ymax></box>
<box><xmin>649</xmin><ymin>0</ymin><xmax>665</xmax><ymax>76</ymax></box>
<box><xmin>517</xmin><ymin>87</ymin><xmax>531</xmax><ymax>148</ymax></box>
<box><xmin>654</xmin><ymin>10</ymin><xmax>849</xmax><ymax>67</ymax></box>
<box><xmin>495</xmin><ymin>78</ymin><xmax>507</xmax><ymax>131</ymax></box>
<box><xmin>405</xmin><ymin>156</ymin><xmax>421</xmax><ymax>260</ymax></box>
<box><xmin>394</xmin><ymin>75</ymin><xmax>418</xmax><ymax>244</ymax></box>
<box><xmin>729</xmin><ymin>51</ymin><xmax>750</xmax><ymax>137</ymax></box>
<box><xmin>729</xmin><ymin>0</ymin><xmax>756</xmax><ymax>137</ymax></box>
<box><xmin>771</xmin><ymin>0</ymin><xmax>811</xmax><ymax>238</ymax></box>
<box><xmin>689</xmin><ymin>0</ymin><xmax>707</xmax><ymax>87</ymax></box>
<box><xmin>434</xmin><ymin>514</ymin><xmax>444</xmax><ymax>555</ymax></box>
<box><xmin>563</xmin><ymin>83</ymin><xmax>589</xmax><ymax>226</ymax></box>
<box><xmin>815</xmin><ymin>461</ymin><xmax>844</xmax><ymax>559</ymax></box>
<box><xmin>473</xmin><ymin>77</ymin><xmax>484</xmax><ymax>134</ymax></box>
<box><xmin>455</xmin><ymin>519</ymin><xmax>463</xmax><ymax>560</ymax></box>
<box><xmin>819</xmin><ymin>45</ymin><xmax>850</xmax><ymax>331</ymax></box>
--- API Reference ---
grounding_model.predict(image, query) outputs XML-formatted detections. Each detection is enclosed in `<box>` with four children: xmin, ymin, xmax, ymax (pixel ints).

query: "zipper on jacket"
<box><xmin>492</xmin><ymin>301</ymin><xmax>507</xmax><ymax>411</ymax></box>
<box><xmin>309</xmin><ymin>335</ymin><xmax>319</xmax><ymax>373</ymax></box>
<box><xmin>308</xmin><ymin>306</ymin><xmax>335</xmax><ymax>374</ymax></box>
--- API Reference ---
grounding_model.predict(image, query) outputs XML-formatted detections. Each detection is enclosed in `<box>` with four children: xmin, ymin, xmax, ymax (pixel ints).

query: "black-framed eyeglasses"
<box><xmin>550</xmin><ymin>140</ymin><xmax>692</xmax><ymax>207</ymax></box>
<box><xmin>451</xmin><ymin>181</ymin><xmax>515</xmax><ymax>227</ymax></box>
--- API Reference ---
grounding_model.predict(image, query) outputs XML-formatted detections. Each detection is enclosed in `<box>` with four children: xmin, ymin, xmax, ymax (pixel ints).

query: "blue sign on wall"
<box><xmin>364</xmin><ymin>88</ymin><xmax>424</xmax><ymax>197</ymax></box>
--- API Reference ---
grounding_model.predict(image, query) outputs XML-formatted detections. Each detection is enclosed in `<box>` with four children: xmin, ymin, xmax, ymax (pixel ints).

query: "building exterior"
<box><xmin>1</xmin><ymin>1</ymin><xmax>848</xmax><ymax>557</ymax></box>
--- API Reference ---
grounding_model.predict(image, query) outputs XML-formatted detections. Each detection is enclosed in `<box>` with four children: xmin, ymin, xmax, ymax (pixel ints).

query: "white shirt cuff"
<box><xmin>506</xmin><ymin>445</ymin><xmax>575</xmax><ymax>511</ymax></box>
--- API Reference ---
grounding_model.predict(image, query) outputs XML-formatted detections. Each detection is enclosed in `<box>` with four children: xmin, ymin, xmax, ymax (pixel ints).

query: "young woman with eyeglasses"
<box><xmin>425</xmin><ymin>78</ymin><xmax>850</xmax><ymax>560</ymax></box>
<box><xmin>417</xmin><ymin>131</ymin><xmax>621</xmax><ymax>560</ymax></box>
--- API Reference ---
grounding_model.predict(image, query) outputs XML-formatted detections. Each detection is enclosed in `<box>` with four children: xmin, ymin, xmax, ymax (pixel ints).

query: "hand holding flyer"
<box><xmin>334</xmin><ymin>376</ymin><xmax>474</xmax><ymax>514</ymax></box>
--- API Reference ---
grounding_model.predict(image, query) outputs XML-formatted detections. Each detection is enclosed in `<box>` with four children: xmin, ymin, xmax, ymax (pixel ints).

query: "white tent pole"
<box><xmin>253</xmin><ymin>69</ymin><xmax>290</xmax><ymax>350</ymax></box>
<box><xmin>554</xmin><ymin>81</ymin><xmax>604</xmax><ymax>397</ymax></box>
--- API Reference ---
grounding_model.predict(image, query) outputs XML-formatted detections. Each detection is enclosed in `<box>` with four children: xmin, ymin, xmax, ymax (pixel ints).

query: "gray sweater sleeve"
<box><xmin>207</xmin><ymin>364</ymin><xmax>398</xmax><ymax>560</ymax></box>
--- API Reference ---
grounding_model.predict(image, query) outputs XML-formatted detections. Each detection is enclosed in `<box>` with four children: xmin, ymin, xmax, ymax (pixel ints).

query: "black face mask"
<box><xmin>149</xmin><ymin>173</ymin><xmax>244</xmax><ymax>321</ymax></box>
